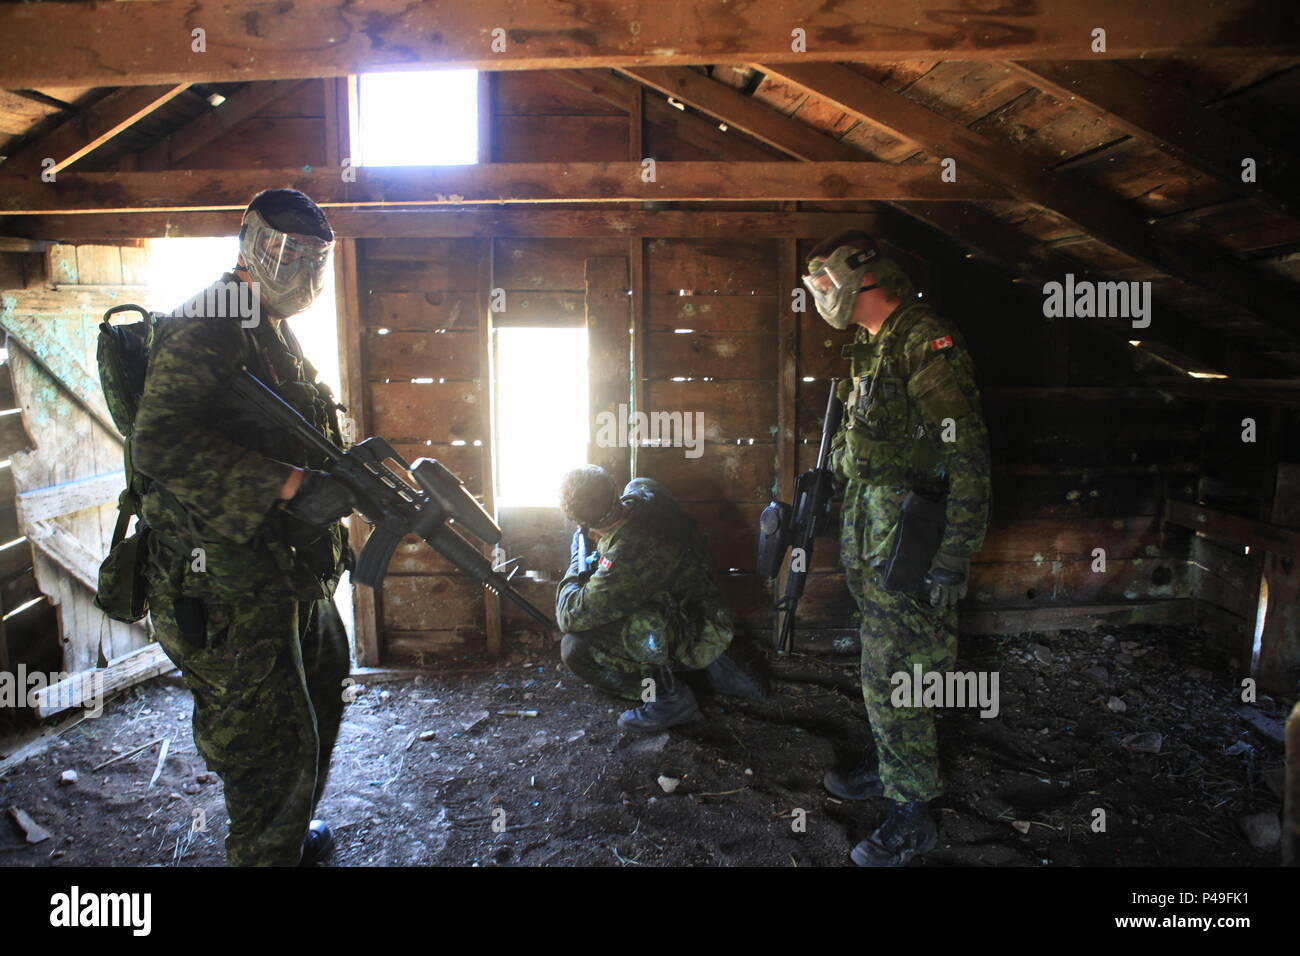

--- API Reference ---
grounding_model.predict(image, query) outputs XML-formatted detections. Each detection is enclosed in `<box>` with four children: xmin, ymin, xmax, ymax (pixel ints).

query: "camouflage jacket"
<box><xmin>555</xmin><ymin>478</ymin><xmax>733</xmax><ymax>644</ymax></box>
<box><xmin>831</xmin><ymin>300</ymin><xmax>991</xmax><ymax>563</ymax></box>
<box><xmin>132</xmin><ymin>273</ymin><xmax>348</xmax><ymax>604</ymax></box>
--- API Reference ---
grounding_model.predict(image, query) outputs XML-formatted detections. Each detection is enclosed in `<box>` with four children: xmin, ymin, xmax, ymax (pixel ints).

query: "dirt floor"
<box><xmin>0</xmin><ymin>623</ymin><xmax>1291</xmax><ymax>867</ymax></box>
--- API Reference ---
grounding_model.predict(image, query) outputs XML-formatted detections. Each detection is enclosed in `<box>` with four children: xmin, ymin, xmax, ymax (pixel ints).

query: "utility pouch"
<box><xmin>756</xmin><ymin>500</ymin><xmax>792</xmax><ymax>578</ymax></box>
<box><xmin>881</xmin><ymin>491</ymin><xmax>946</xmax><ymax>595</ymax></box>
<box><xmin>94</xmin><ymin>513</ymin><xmax>152</xmax><ymax>624</ymax></box>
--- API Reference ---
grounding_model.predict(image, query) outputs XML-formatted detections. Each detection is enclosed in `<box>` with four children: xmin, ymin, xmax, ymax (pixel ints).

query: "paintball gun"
<box><xmin>232</xmin><ymin>368</ymin><xmax>552</xmax><ymax>628</ymax></box>
<box><xmin>756</xmin><ymin>379</ymin><xmax>843</xmax><ymax>655</ymax></box>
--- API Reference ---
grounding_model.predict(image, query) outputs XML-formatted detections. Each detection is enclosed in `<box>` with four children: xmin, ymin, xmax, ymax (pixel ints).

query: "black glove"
<box><xmin>284</xmin><ymin>469</ymin><xmax>354</xmax><ymax>528</ymax></box>
<box><xmin>925</xmin><ymin>551</ymin><xmax>969</xmax><ymax>608</ymax></box>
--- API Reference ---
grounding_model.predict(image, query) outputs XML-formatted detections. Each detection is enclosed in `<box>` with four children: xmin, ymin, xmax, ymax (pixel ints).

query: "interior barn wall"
<box><xmin>0</xmin><ymin>243</ymin><xmax>150</xmax><ymax>678</ymax></box>
<box><xmin>1189</xmin><ymin>406</ymin><xmax>1300</xmax><ymax>692</ymax></box>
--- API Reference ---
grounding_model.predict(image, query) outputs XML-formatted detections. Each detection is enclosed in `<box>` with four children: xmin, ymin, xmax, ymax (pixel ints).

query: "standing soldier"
<box><xmin>804</xmin><ymin>230</ymin><xmax>991</xmax><ymax>867</ymax></box>
<box><xmin>133</xmin><ymin>189</ymin><xmax>356</xmax><ymax>866</ymax></box>
<box><xmin>555</xmin><ymin>466</ymin><xmax>763</xmax><ymax>731</ymax></box>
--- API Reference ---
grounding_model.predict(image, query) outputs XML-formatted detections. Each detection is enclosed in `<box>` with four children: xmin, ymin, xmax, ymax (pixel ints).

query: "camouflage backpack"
<box><xmin>94</xmin><ymin>303</ymin><xmax>165</xmax><ymax>623</ymax></box>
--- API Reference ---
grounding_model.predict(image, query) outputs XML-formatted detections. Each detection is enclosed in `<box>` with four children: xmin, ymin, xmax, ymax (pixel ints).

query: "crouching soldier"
<box><xmin>555</xmin><ymin>465</ymin><xmax>763</xmax><ymax>732</ymax></box>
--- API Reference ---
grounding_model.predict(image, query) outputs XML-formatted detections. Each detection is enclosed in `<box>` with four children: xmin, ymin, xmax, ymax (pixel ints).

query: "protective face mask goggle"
<box><xmin>239</xmin><ymin>209</ymin><xmax>334</xmax><ymax>316</ymax></box>
<box><xmin>803</xmin><ymin>245</ymin><xmax>880</xmax><ymax>330</ymax></box>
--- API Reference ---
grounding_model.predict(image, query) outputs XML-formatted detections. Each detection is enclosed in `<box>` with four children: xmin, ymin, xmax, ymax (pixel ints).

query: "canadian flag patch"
<box><xmin>598</xmin><ymin>555</ymin><xmax>613</xmax><ymax>571</ymax></box>
<box><xmin>929</xmin><ymin>336</ymin><xmax>954</xmax><ymax>351</ymax></box>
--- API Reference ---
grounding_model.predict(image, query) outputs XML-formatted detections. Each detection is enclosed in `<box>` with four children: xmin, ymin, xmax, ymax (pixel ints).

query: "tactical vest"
<box><xmin>836</xmin><ymin>302</ymin><xmax>947</xmax><ymax>492</ymax></box>
<box><xmin>140</xmin><ymin>306</ymin><xmax>348</xmax><ymax>603</ymax></box>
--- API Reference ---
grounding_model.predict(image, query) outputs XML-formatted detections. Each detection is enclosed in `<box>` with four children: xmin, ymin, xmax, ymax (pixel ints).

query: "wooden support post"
<box><xmin>476</xmin><ymin>239</ymin><xmax>503</xmax><ymax>658</ymax></box>
<box><xmin>585</xmin><ymin>257</ymin><xmax>632</xmax><ymax>489</ymax></box>
<box><xmin>773</xmin><ymin>237</ymin><xmax>800</xmax><ymax>645</ymax></box>
<box><xmin>629</xmin><ymin>239</ymin><xmax>646</xmax><ymax>478</ymax></box>
<box><xmin>325</xmin><ymin>74</ymin><xmax>381</xmax><ymax>667</ymax></box>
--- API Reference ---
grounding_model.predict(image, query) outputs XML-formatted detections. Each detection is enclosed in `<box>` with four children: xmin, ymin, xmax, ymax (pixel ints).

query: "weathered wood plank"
<box><xmin>31</xmin><ymin>642</ymin><xmax>172</xmax><ymax>721</ymax></box>
<box><xmin>369</xmin><ymin>382</ymin><xmax>484</xmax><ymax>443</ymax></box>
<box><xmin>366</xmin><ymin>330</ymin><xmax>480</xmax><ymax>381</ymax></box>
<box><xmin>10</xmin><ymin>209</ymin><xmax>879</xmax><ymax>241</ymax></box>
<box><xmin>586</xmin><ymin>256</ymin><xmax>631</xmax><ymax>487</ymax></box>
<box><xmin>15</xmin><ymin>471</ymin><xmax>123</xmax><ymax>525</ymax></box>
<box><xmin>0</xmin><ymin>163</ymin><xmax>1002</xmax><ymax>214</ymax></box>
<box><xmin>2</xmin><ymin>2</ymin><xmax>1292</xmax><ymax>88</ymax></box>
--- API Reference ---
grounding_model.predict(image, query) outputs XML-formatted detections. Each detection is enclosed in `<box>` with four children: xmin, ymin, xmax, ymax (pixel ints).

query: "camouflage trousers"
<box><xmin>150</xmin><ymin>591</ymin><xmax>351</xmax><ymax>866</ymax></box>
<box><xmin>560</xmin><ymin>600</ymin><xmax>732</xmax><ymax>701</ymax></box>
<box><xmin>846</xmin><ymin>564</ymin><xmax>958</xmax><ymax>804</ymax></box>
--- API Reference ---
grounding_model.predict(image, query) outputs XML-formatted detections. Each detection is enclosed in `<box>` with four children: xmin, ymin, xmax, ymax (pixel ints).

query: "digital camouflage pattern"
<box><xmin>134</xmin><ymin>273</ymin><xmax>347</xmax><ymax>604</ymax></box>
<box><xmin>132</xmin><ymin>273</ymin><xmax>351</xmax><ymax>865</ymax></box>
<box><xmin>556</xmin><ymin>478</ymin><xmax>734</xmax><ymax>701</ymax></box>
<box><xmin>150</xmin><ymin>591</ymin><xmax>350</xmax><ymax>866</ymax></box>
<box><xmin>847</xmin><ymin>565</ymin><xmax>957</xmax><ymax>802</ymax></box>
<box><xmin>831</xmin><ymin>300</ymin><xmax>990</xmax><ymax>803</ymax></box>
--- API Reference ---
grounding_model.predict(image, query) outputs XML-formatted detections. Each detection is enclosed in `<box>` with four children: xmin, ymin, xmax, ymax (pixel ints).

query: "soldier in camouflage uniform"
<box><xmin>133</xmin><ymin>189</ymin><xmax>356</xmax><ymax>866</ymax></box>
<box><xmin>555</xmin><ymin>466</ymin><xmax>762</xmax><ymax>732</ymax></box>
<box><xmin>804</xmin><ymin>230</ymin><xmax>990</xmax><ymax>867</ymax></box>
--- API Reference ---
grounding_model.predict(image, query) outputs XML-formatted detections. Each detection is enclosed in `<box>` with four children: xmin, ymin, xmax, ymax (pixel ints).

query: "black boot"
<box><xmin>823</xmin><ymin>758</ymin><xmax>884</xmax><ymax>800</ymax></box>
<box><xmin>705</xmin><ymin>649</ymin><xmax>767</xmax><ymax>700</ymax></box>
<box><xmin>617</xmin><ymin>682</ymin><xmax>699</xmax><ymax>732</ymax></box>
<box><xmin>300</xmin><ymin>819</ymin><xmax>335</xmax><ymax>866</ymax></box>
<box><xmin>851</xmin><ymin>800</ymin><xmax>938</xmax><ymax>867</ymax></box>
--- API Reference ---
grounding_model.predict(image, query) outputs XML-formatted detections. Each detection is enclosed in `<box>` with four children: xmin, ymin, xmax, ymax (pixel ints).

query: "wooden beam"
<box><xmin>960</xmin><ymin>599</ymin><xmax>1192</xmax><ymax>635</ymax></box>
<box><xmin>2</xmin><ymin>2</ymin><xmax>1296</xmax><ymax>88</ymax></box>
<box><xmin>25</xmin><ymin>520</ymin><xmax>101</xmax><ymax>593</ymax></box>
<box><xmin>607</xmin><ymin>66</ymin><xmax>1275</xmax><ymax>373</ymax></box>
<box><xmin>15</xmin><ymin>471</ymin><xmax>123</xmax><ymax>525</ymax></box>
<box><xmin>324</xmin><ymin>74</ymin><xmax>381</xmax><ymax>668</ymax></box>
<box><xmin>585</xmin><ymin>257</ymin><xmax>631</xmax><ymax>488</ymax></box>
<box><xmin>5</xmin><ymin>208</ymin><xmax>882</xmax><ymax>241</ymax></box>
<box><xmin>0</xmin><ymin>162</ymin><xmax>1000</xmax><ymax>214</ymax></box>
<box><xmin>1165</xmin><ymin>499</ymin><xmax>1300</xmax><ymax>558</ymax></box>
<box><xmin>1148</xmin><ymin>376</ymin><xmax>1300</xmax><ymax>405</ymax></box>
<box><xmin>1006</xmin><ymin>60</ymin><xmax>1300</xmax><ymax>222</ymax></box>
<box><xmin>135</xmin><ymin>80</ymin><xmax>303</xmax><ymax>171</ymax></box>
<box><xmin>0</xmin><ymin>319</ymin><xmax>122</xmax><ymax>440</ymax></box>
<box><xmin>0</xmin><ymin>237</ymin><xmax>51</xmax><ymax>253</ymax></box>
<box><xmin>618</xmin><ymin>66</ymin><xmax>861</xmax><ymax>163</ymax></box>
<box><xmin>6</xmin><ymin>85</ymin><xmax>191</xmax><ymax>175</ymax></box>
<box><xmin>759</xmin><ymin>63</ymin><xmax>1300</xmax><ymax>336</ymax></box>
<box><xmin>31</xmin><ymin>642</ymin><xmax>172</xmax><ymax>721</ymax></box>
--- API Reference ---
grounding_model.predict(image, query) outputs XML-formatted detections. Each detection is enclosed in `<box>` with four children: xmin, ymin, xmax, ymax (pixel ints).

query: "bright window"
<box><xmin>494</xmin><ymin>327</ymin><xmax>589</xmax><ymax>508</ymax></box>
<box><xmin>144</xmin><ymin>236</ymin><xmax>340</xmax><ymax>395</ymax></box>
<box><xmin>356</xmin><ymin>70</ymin><xmax>479</xmax><ymax>166</ymax></box>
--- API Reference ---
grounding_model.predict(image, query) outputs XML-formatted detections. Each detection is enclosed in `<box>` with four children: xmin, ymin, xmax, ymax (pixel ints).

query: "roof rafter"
<box><xmin>3</xmin><ymin>85</ymin><xmax>191</xmax><ymax>175</ymax></box>
<box><xmin>758</xmin><ymin>62</ymin><xmax>1300</xmax><ymax>339</ymax></box>
<box><xmin>1006</xmin><ymin>60</ymin><xmax>1300</xmax><ymax>222</ymax></box>
<box><xmin>612</xmin><ymin>65</ymin><xmax>1277</xmax><ymax>375</ymax></box>
<box><xmin>134</xmin><ymin>79</ymin><xmax>304</xmax><ymax>171</ymax></box>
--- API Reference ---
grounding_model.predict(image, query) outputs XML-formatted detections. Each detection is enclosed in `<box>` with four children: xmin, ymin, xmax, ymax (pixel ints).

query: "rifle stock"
<box><xmin>232</xmin><ymin>368</ymin><xmax>552</xmax><ymax>628</ymax></box>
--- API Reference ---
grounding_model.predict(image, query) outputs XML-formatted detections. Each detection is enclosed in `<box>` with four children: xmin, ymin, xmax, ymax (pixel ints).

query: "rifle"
<box><xmin>756</xmin><ymin>379</ymin><xmax>843</xmax><ymax>654</ymax></box>
<box><xmin>232</xmin><ymin>368</ymin><xmax>552</xmax><ymax>628</ymax></box>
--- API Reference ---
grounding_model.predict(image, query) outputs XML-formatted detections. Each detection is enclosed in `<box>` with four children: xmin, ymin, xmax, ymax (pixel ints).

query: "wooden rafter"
<box><xmin>758</xmin><ymin>62</ymin><xmax>1300</xmax><ymax>336</ymax></box>
<box><xmin>0</xmin><ymin>162</ymin><xmax>1000</xmax><ymax>214</ymax></box>
<box><xmin>135</xmin><ymin>79</ymin><xmax>304</xmax><ymax>171</ymax></box>
<box><xmin>4</xmin><ymin>85</ymin><xmax>191</xmax><ymax>175</ymax></box>
<box><xmin>2</xmin><ymin>209</ymin><xmax>881</xmax><ymax>241</ymax></box>
<box><xmin>609</xmin><ymin>65</ymin><xmax>1275</xmax><ymax>374</ymax></box>
<box><xmin>1</xmin><ymin>1</ymin><xmax>1296</xmax><ymax>88</ymax></box>
<box><xmin>1006</xmin><ymin>60</ymin><xmax>1300</xmax><ymax>222</ymax></box>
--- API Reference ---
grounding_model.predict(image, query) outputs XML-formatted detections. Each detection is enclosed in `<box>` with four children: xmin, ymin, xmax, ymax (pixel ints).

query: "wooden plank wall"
<box><xmin>1</xmin><ymin>244</ymin><xmax>149</xmax><ymax>676</ymax></box>
<box><xmin>360</xmin><ymin>237</ymin><xmax>496</xmax><ymax>666</ymax></box>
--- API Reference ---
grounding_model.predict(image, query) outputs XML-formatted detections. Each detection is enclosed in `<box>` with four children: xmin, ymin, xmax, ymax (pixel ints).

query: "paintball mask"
<box><xmin>238</xmin><ymin>209</ymin><xmax>334</xmax><ymax>317</ymax></box>
<box><xmin>803</xmin><ymin>244</ymin><xmax>881</xmax><ymax>330</ymax></box>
